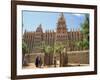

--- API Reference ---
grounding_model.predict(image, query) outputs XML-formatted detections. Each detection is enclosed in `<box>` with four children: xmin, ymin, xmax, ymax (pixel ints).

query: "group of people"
<box><xmin>35</xmin><ymin>56</ymin><xmax>57</xmax><ymax>68</ymax></box>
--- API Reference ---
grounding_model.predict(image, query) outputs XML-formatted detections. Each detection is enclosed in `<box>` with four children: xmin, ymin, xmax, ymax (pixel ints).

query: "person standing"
<box><xmin>35</xmin><ymin>56</ymin><xmax>39</xmax><ymax>67</ymax></box>
<box><xmin>54</xmin><ymin>56</ymin><xmax>57</xmax><ymax>67</ymax></box>
<box><xmin>39</xmin><ymin>56</ymin><xmax>42</xmax><ymax>68</ymax></box>
<box><xmin>35</xmin><ymin>56</ymin><xmax>42</xmax><ymax>68</ymax></box>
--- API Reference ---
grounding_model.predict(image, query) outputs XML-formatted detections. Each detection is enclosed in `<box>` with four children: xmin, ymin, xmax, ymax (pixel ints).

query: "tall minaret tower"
<box><xmin>56</xmin><ymin>13</ymin><xmax>67</xmax><ymax>33</ymax></box>
<box><xmin>56</xmin><ymin>13</ymin><xmax>67</xmax><ymax>42</ymax></box>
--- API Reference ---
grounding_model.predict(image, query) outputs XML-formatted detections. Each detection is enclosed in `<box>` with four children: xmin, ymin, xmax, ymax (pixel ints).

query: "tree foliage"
<box><xmin>77</xmin><ymin>14</ymin><xmax>89</xmax><ymax>49</ymax></box>
<box><xmin>54</xmin><ymin>42</ymin><xmax>64</xmax><ymax>54</ymax></box>
<box><xmin>43</xmin><ymin>45</ymin><xmax>53</xmax><ymax>54</ymax></box>
<box><xmin>42</xmin><ymin>42</ymin><xmax>65</xmax><ymax>54</ymax></box>
<box><xmin>22</xmin><ymin>41</ymin><xmax>28</xmax><ymax>54</ymax></box>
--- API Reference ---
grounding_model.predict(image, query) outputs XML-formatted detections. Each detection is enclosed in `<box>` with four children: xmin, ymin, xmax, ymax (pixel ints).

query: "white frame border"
<box><xmin>17</xmin><ymin>5</ymin><xmax>94</xmax><ymax>75</ymax></box>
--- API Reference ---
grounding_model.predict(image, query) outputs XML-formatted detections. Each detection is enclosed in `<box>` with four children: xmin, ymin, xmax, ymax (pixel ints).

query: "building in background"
<box><xmin>23</xmin><ymin>13</ymin><xmax>83</xmax><ymax>53</ymax></box>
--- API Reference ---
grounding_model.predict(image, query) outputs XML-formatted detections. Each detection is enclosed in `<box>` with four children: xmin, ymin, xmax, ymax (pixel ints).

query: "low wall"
<box><xmin>67</xmin><ymin>50</ymin><xmax>89</xmax><ymax>64</ymax></box>
<box><xmin>26</xmin><ymin>50</ymin><xmax>89</xmax><ymax>65</ymax></box>
<box><xmin>25</xmin><ymin>53</ymin><xmax>44</xmax><ymax>63</ymax></box>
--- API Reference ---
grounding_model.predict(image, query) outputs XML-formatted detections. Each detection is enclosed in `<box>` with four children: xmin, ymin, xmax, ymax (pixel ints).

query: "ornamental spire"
<box><xmin>61</xmin><ymin>12</ymin><xmax>64</xmax><ymax>18</ymax></box>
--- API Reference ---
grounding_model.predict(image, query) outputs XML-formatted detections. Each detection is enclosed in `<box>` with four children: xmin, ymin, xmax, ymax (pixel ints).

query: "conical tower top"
<box><xmin>61</xmin><ymin>12</ymin><xmax>64</xmax><ymax>18</ymax></box>
<box><xmin>58</xmin><ymin>12</ymin><xmax>66</xmax><ymax>23</ymax></box>
<box><xmin>36</xmin><ymin>24</ymin><xmax>43</xmax><ymax>32</ymax></box>
<box><xmin>56</xmin><ymin>13</ymin><xmax>67</xmax><ymax>33</ymax></box>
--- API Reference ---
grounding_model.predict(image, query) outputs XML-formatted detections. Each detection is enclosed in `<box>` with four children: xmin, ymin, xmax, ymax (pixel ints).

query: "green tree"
<box><xmin>82</xmin><ymin>14</ymin><xmax>89</xmax><ymax>49</ymax></box>
<box><xmin>53</xmin><ymin>42</ymin><xmax>65</xmax><ymax>67</ymax></box>
<box><xmin>77</xmin><ymin>14</ymin><xmax>89</xmax><ymax>50</ymax></box>
<box><xmin>43</xmin><ymin>45</ymin><xmax>53</xmax><ymax>54</ymax></box>
<box><xmin>22</xmin><ymin>41</ymin><xmax>28</xmax><ymax>66</ymax></box>
<box><xmin>81</xmin><ymin>14</ymin><xmax>89</xmax><ymax>36</ymax></box>
<box><xmin>54</xmin><ymin>42</ymin><xmax>64</xmax><ymax>54</ymax></box>
<box><xmin>76</xmin><ymin>41</ymin><xmax>83</xmax><ymax>50</ymax></box>
<box><xmin>43</xmin><ymin>45</ymin><xmax>53</xmax><ymax>66</ymax></box>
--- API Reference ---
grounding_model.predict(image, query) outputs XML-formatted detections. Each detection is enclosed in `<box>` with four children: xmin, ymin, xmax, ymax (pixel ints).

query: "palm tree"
<box><xmin>53</xmin><ymin>42</ymin><xmax>65</xmax><ymax>67</ymax></box>
<box><xmin>43</xmin><ymin>45</ymin><xmax>53</xmax><ymax>66</ymax></box>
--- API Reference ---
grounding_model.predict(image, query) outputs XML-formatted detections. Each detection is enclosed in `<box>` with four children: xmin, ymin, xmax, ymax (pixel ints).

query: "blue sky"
<box><xmin>22</xmin><ymin>10</ymin><xmax>88</xmax><ymax>32</ymax></box>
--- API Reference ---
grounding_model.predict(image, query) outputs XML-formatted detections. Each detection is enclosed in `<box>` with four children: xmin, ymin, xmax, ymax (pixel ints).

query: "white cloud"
<box><xmin>73</xmin><ymin>14</ymin><xmax>84</xmax><ymax>17</ymax></box>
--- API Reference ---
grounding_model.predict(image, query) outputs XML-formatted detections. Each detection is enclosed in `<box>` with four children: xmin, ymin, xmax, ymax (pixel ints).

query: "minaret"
<box><xmin>56</xmin><ymin>13</ymin><xmax>67</xmax><ymax>33</ymax></box>
<box><xmin>36</xmin><ymin>24</ymin><xmax>43</xmax><ymax>32</ymax></box>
